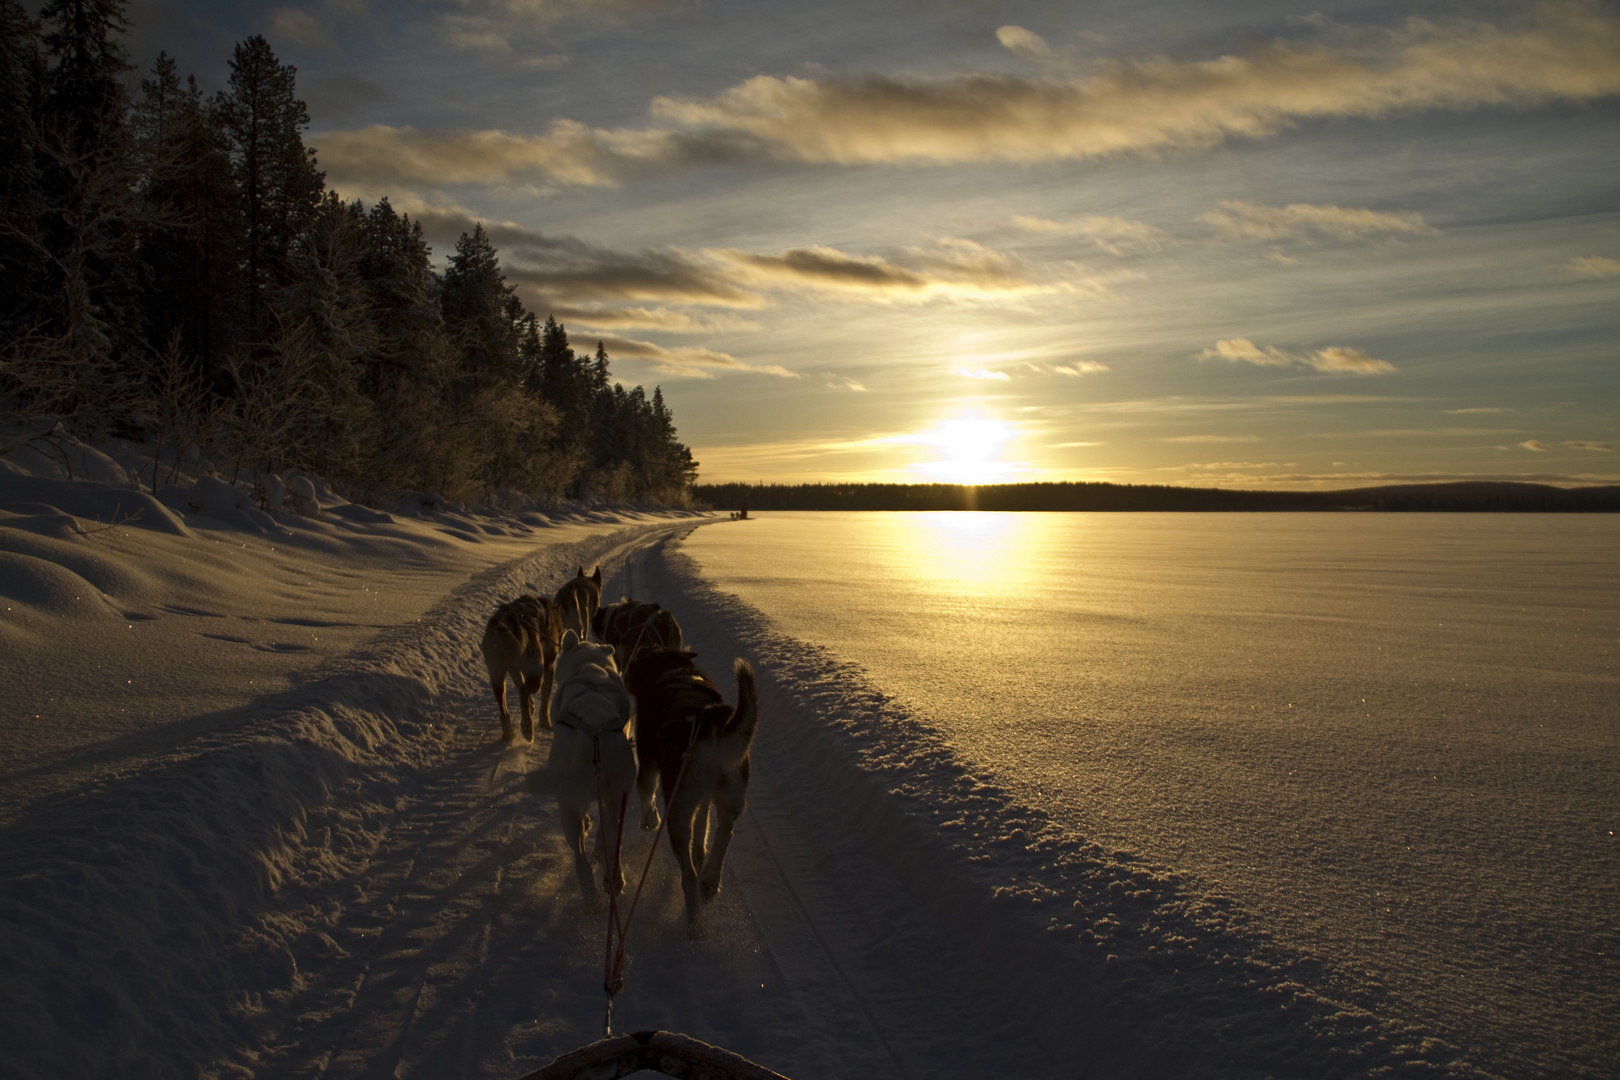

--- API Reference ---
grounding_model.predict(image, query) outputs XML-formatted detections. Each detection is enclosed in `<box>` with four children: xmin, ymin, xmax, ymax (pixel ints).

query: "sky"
<box><xmin>125</xmin><ymin>0</ymin><xmax>1620</xmax><ymax>488</ymax></box>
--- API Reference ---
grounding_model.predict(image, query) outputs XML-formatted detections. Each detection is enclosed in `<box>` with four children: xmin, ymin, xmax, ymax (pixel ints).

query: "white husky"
<box><xmin>543</xmin><ymin>629</ymin><xmax>637</xmax><ymax>904</ymax></box>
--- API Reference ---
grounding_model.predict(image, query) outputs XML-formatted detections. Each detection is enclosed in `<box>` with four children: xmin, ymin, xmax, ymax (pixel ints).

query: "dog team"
<box><xmin>480</xmin><ymin>567</ymin><xmax>760</xmax><ymax>936</ymax></box>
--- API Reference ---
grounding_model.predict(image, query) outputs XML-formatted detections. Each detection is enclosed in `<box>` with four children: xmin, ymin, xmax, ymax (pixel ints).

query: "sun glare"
<box><xmin>914</xmin><ymin>414</ymin><xmax>1016</xmax><ymax>485</ymax></box>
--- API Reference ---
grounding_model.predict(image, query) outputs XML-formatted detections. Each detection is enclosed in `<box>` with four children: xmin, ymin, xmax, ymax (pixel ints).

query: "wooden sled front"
<box><xmin>519</xmin><ymin>1029</ymin><xmax>789</xmax><ymax>1080</ymax></box>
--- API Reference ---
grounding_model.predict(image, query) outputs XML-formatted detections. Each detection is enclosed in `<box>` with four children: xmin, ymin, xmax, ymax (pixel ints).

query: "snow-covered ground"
<box><xmin>5</xmin><ymin>432</ymin><xmax>1589</xmax><ymax>1080</ymax></box>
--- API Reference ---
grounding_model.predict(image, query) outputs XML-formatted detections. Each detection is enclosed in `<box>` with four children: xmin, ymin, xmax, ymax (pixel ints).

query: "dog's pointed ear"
<box><xmin>590</xmin><ymin>566</ymin><xmax>602</xmax><ymax>586</ymax></box>
<box><xmin>561</xmin><ymin>629</ymin><xmax>579</xmax><ymax>651</ymax></box>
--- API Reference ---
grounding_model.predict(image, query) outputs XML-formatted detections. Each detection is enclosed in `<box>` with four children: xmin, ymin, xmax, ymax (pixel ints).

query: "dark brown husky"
<box><xmin>480</xmin><ymin>593</ymin><xmax>563</xmax><ymax>741</ymax></box>
<box><xmin>553</xmin><ymin>566</ymin><xmax>602</xmax><ymax>640</ymax></box>
<box><xmin>624</xmin><ymin>647</ymin><xmax>759</xmax><ymax>936</ymax></box>
<box><xmin>591</xmin><ymin>598</ymin><xmax>683</xmax><ymax>671</ymax></box>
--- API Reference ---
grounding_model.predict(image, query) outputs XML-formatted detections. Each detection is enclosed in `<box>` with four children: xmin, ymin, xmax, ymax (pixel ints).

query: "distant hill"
<box><xmin>694</xmin><ymin>481</ymin><xmax>1620</xmax><ymax>512</ymax></box>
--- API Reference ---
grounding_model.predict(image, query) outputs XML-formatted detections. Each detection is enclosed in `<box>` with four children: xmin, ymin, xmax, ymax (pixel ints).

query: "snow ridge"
<box><xmin>651</xmin><ymin>541</ymin><xmax>1497</xmax><ymax>1080</ymax></box>
<box><xmin>0</xmin><ymin>521</ymin><xmax>690</xmax><ymax>1080</ymax></box>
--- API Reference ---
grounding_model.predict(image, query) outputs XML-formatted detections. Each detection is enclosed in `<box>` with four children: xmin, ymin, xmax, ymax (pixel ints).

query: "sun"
<box><xmin>913</xmin><ymin>414</ymin><xmax>1017</xmax><ymax>485</ymax></box>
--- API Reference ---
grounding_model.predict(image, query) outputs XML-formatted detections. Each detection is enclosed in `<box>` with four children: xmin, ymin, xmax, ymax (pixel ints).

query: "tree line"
<box><xmin>0</xmin><ymin>0</ymin><xmax>698</xmax><ymax>505</ymax></box>
<box><xmin>695</xmin><ymin>481</ymin><xmax>1620</xmax><ymax>512</ymax></box>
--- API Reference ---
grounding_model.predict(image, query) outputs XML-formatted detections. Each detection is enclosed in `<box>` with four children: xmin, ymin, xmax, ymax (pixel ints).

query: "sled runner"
<box><xmin>520</xmin><ymin>1029</ymin><xmax>790</xmax><ymax>1080</ymax></box>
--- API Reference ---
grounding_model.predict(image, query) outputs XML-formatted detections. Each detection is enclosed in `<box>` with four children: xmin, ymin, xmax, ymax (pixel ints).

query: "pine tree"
<box><xmin>0</xmin><ymin>0</ymin><xmax>43</xmax><ymax>340</ymax></box>
<box><xmin>214</xmin><ymin>35</ymin><xmax>323</xmax><ymax>345</ymax></box>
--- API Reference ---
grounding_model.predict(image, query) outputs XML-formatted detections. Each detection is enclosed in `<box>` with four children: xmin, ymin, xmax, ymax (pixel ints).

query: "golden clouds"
<box><xmin>648</xmin><ymin>6</ymin><xmax>1620</xmax><ymax>166</ymax></box>
<box><xmin>1570</xmin><ymin>255</ymin><xmax>1620</xmax><ymax>278</ymax></box>
<box><xmin>996</xmin><ymin>25</ymin><xmax>1052</xmax><ymax>63</ymax></box>
<box><xmin>1199</xmin><ymin>338</ymin><xmax>1397</xmax><ymax>375</ymax></box>
<box><xmin>584</xmin><ymin>334</ymin><xmax>795</xmax><ymax>379</ymax></box>
<box><xmin>317</xmin><ymin>6</ymin><xmax>1620</xmax><ymax>187</ymax></box>
<box><xmin>1202</xmin><ymin>200</ymin><xmax>1438</xmax><ymax>242</ymax></box>
<box><xmin>1012</xmin><ymin>214</ymin><xmax>1169</xmax><ymax>255</ymax></box>
<box><xmin>706</xmin><ymin>239</ymin><xmax>1043</xmax><ymax>301</ymax></box>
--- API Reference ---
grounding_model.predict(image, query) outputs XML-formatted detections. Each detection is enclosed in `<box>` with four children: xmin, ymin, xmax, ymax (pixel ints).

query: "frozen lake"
<box><xmin>677</xmin><ymin>511</ymin><xmax>1620</xmax><ymax>1078</ymax></box>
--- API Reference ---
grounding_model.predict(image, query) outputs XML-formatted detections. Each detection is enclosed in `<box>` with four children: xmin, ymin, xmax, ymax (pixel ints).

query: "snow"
<box><xmin>3</xmin><ymin>432</ymin><xmax>1607</xmax><ymax>1079</ymax></box>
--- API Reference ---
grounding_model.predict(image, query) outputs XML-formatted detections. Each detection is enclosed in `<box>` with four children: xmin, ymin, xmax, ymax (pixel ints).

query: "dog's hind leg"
<box><xmin>637</xmin><ymin>761</ymin><xmax>661</xmax><ymax>831</ymax></box>
<box><xmin>561</xmin><ymin>801</ymin><xmax>599</xmax><ymax>907</ymax></box>
<box><xmin>537</xmin><ymin>657</ymin><xmax>554</xmax><ymax>731</ymax></box>
<box><xmin>663</xmin><ymin>785</ymin><xmax>706</xmax><ymax>936</ymax></box>
<box><xmin>519</xmin><ymin>676</ymin><xmax>538</xmax><ymax>741</ymax></box>
<box><xmin>699</xmin><ymin>772</ymin><xmax>748</xmax><ymax>902</ymax></box>
<box><xmin>492</xmin><ymin>675</ymin><xmax>514</xmax><ymax>742</ymax></box>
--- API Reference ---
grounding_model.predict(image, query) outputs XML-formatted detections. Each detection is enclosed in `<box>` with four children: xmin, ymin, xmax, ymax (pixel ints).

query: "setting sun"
<box><xmin>914</xmin><ymin>415</ymin><xmax>1017</xmax><ymax>484</ymax></box>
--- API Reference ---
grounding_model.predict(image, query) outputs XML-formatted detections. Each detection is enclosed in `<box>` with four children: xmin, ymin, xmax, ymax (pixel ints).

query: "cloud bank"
<box><xmin>317</xmin><ymin>5</ymin><xmax>1620</xmax><ymax>187</ymax></box>
<box><xmin>1202</xmin><ymin>200</ymin><xmax>1438</xmax><ymax>242</ymax></box>
<box><xmin>1199</xmin><ymin>338</ymin><xmax>1397</xmax><ymax>375</ymax></box>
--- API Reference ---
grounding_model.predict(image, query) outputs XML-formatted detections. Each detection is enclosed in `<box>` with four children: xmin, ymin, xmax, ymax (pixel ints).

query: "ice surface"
<box><xmin>678</xmin><ymin>510</ymin><xmax>1620</xmax><ymax>1080</ymax></box>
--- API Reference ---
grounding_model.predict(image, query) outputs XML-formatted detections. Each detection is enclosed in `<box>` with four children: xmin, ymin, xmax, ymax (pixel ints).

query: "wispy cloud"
<box><xmin>1051</xmin><ymin>361</ymin><xmax>1110</xmax><ymax>375</ymax></box>
<box><xmin>1570</xmin><ymin>255</ymin><xmax>1620</xmax><ymax>278</ymax></box>
<box><xmin>648</xmin><ymin>7</ymin><xmax>1620</xmax><ymax>166</ymax></box>
<box><xmin>441</xmin><ymin>0</ymin><xmax>668</xmax><ymax>54</ymax></box>
<box><xmin>996</xmin><ymin>25</ymin><xmax>1053</xmax><ymax>63</ymax></box>
<box><xmin>317</xmin><ymin>6</ymin><xmax>1620</xmax><ymax>186</ymax></box>
<box><xmin>1446</xmin><ymin>407</ymin><xmax>1506</xmax><ymax>414</ymax></box>
<box><xmin>1012</xmin><ymin>214</ymin><xmax>1169</xmax><ymax>255</ymax></box>
<box><xmin>1202</xmin><ymin>200</ymin><xmax>1437</xmax><ymax>242</ymax></box>
<box><xmin>548</xmin><ymin>305</ymin><xmax>760</xmax><ymax>334</ymax></box>
<box><xmin>1198</xmin><ymin>337</ymin><xmax>1397</xmax><ymax>375</ymax></box>
<box><xmin>1162</xmin><ymin>434</ymin><xmax>1262</xmax><ymax>443</ymax></box>
<box><xmin>706</xmin><ymin>239</ymin><xmax>1046</xmax><ymax>301</ymax></box>
<box><xmin>1564</xmin><ymin>440</ymin><xmax>1612</xmax><ymax>451</ymax></box>
<box><xmin>269</xmin><ymin>7</ymin><xmax>333</xmax><ymax>49</ymax></box>
<box><xmin>1519</xmin><ymin>439</ymin><xmax>1552</xmax><ymax>451</ymax></box>
<box><xmin>587</xmin><ymin>333</ymin><xmax>796</xmax><ymax>379</ymax></box>
<box><xmin>954</xmin><ymin>367</ymin><xmax>1011</xmax><ymax>380</ymax></box>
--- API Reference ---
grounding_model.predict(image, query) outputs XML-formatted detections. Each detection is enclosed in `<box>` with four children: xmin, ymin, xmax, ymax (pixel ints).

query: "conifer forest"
<box><xmin>0</xmin><ymin>0</ymin><xmax>699</xmax><ymax>505</ymax></box>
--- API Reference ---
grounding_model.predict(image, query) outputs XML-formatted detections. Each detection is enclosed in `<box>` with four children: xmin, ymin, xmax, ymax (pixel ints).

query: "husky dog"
<box><xmin>480</xmin><ymin>593</ymin><xmax>563</xmax><ymax>741</ymax></box>
<box><xmin>592</xmin><ymin>599</ymin><xmax>684</xmax><ymax>672</ymax></box>
<box><xmin>547</xmin><ymin>629</ymin><xmax>637</xmax><ymax>903</ymax></box>
<box><xmin>624</xmin><ymin>647</ymin><xmax>759</xmax><ymax>936</ymax></box>
<box><xmin>553</xmin><ymin>566</ymin><xmax>603</xmax><ymax>640</ymax></box>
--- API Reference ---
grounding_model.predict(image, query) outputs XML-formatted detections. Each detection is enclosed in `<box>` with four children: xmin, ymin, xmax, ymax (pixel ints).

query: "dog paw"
<box><xmin>640</xmin><ymin>811</ymin><xmax>661</xmax><ymax>832</ymax></box>
<box><xmin>700</xmin><ymin>880</ymin><xmax>721</xmax><ymax>902</ymax></box>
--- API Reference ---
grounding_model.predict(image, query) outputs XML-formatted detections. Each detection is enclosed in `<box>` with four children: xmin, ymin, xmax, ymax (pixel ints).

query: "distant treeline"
<box><xmin>696</xmin><ymin>481</ymin><xmax>1620</xmax><ymax>513</ymax></box>
<box><xmin>0</xmin><ymin>1</ymin><xmax>696</xmax><ymax>504</ymax></box>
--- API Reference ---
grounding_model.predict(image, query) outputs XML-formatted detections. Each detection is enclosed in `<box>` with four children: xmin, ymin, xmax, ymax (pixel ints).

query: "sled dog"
<box><xmin>480</xmin><ymin>593</ymin><xmax>563</xmax><ymax>741</ymax></box>
<box><xmin>553</xmin><ymin>566</ymin><xmax>603</xmax><ymax>640</ymax></box>
<box><xmin>624</xmin><ymin>647</ymin><xmax>760</xmax><ymax>936</ymax></box>
<box><xmin>592</xmin><ymin>599</ymin><xmax>684</xmax><ymax>672</ymax></box>
<box><xmin>546</xmin><ymin>629</ymin><xmax>636</xmax><ymax>904</ymax></box>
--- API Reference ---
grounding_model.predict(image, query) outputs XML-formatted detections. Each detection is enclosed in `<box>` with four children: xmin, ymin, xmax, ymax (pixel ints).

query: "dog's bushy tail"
<box><xmin>712</xmin><ymin>659</ymin><xmax>760</xmax><ymax>768</ymax></box>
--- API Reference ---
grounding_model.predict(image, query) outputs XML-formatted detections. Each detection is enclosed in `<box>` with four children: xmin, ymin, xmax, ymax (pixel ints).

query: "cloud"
<box><xmin>269</xmin><ymin>7</ymin><xmax>333</xmax><ymax>49</ymax></box>
<box><xmin>706</xmin><ymin>239</ymin><xmax>1044</xmax><ymax>301</ymax></box>
<box><xmin>1162</xmin><ymin>434</ymin><xmax>1262</xmax><ymax>443</ymax></box>
<box><xmin>1519</xmin><ymin>439</ymin><xmax>1552</xmax><ymax>451</ymax></box>
<box><xmin>1198</xmin><ymin>337</ymin><xmax>1397</xmax><ymax>374</ymax></box>
<box><xmin>822</xmin><ymin>374</ymin><xmax>867</xmax><ymax>392</ymax></box>
<box><xmin>1564</xmin><ymin>440</ymin><xmax>1612</xmax><ymax>451</ymax></box>
<box><xmin>1446</xmin><ymin>407</ymin><xmax>1506</xmax><ymax>414</ymax></box>
<box><xmin>314</xmin><ymin>121</ymin><xmax>674</xmax><ymax>190</ymax></box>
<box><xmin>1202</xmin><ymin>200</ymin><xmax>1438</xmax><ymax>242</ymax></box>
<box><xmin>1570</xmin><ymin>255</ymin><xmax>1620</xmax><ymax>278</ymax></box>
<box><xmin>440</xmin><ymin>0</ymin><xmax>667</xmax><ymax>51</ymax></box>
<box><xmin>587</xmin><ymin>333</ymin><xmax>796</xmax><ymax>379</ymax></box>
<box><xmin>997</xmin><ymin>25</ymin><xmax>1053</xmax><ymax>63</ymax></box>
<box><xmin>954</xmin><ymin>367</ymin><xmax>1011</xmax><ymax>380</ymax></box>
<box><xmin>648</xmin><ymin>6</ymin><xmax>1620</xmax><ymax>166</ymax></box>
<box><xmin>548</xmin><ymin>305</ymin><xmax>760</xmax><ymax>333</ymax></box>
<box><xmin>316</xmin><ymin>6</ymin><xmax>1620</xmax><ymax>187</ymax></box>
<box><xmin>1013</xmin><ymin>214</ymin><xmax>1169</xmax><ymax>255</ymax></box>
<box><xmin>1051</xmin><ymin>361</ymin><xmax>1109</xmax><ymax>375</ymax></box>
